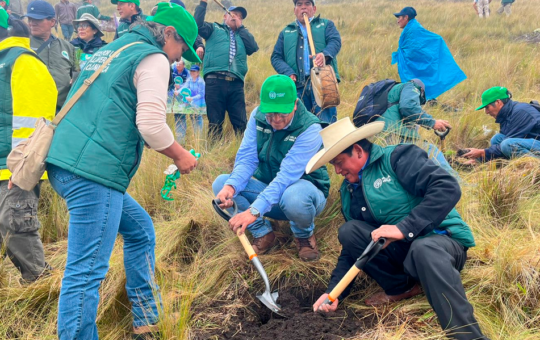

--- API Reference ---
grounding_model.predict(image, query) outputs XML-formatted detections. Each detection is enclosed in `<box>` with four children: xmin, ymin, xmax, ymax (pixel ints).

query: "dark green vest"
<box><xmin>47</xmin><ymin>26</ymin><xmax>166</xmax><ymax>193</ymax></box>
<box><xmin>203</xmin><ymin>23</ymin><xmax>248</xmax><ymax>81</ymax></box>
<box><xmin>0</xmin><ymin>47</ymin><xmax>36</xmax><ymax>169</ymax></box>
<box><xmin>253</xmin><ymin>102</ymin><xmax>330</xmax><ymax>197</ymax></box>
<box><xmin>376</xmin><ymin>83</ymin><xmax>421</xmax><ymax>140</ymax></box>
<box><xmin>340</xmin><ymin>144</ymin><xmax>475</xmax><ymax>248</ymax></box>
<box><xmin>116</xmin><ymin>13</ymin><xmax>147</xmax><ymax>39</ymax></box>
<box><xmin>281</xmin><ymin>16</ymin><xmax>340</xmax><ymax>82</ymax></box>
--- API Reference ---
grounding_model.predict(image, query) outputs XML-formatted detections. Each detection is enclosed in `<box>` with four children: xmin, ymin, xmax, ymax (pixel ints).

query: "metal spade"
<box><xmin>212</xmin><ymin>199</ymin><xmax>285</xmax><ymax>316</ymax></box>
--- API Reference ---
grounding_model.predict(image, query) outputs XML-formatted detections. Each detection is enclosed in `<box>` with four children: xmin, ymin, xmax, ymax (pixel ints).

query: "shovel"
<box><xmin>318</xmin><ymin>237</ymin><xmax>387</xmax><ymax>310</ymax></box>
<box><xmin>212</xmin><ymin>199</ymin><xmax>285</xmax><ymax>316</ymax></box>
<box><xmin>434</xmin><ymin>127</ymin><xmax>451</xmax><ymax>153</ymax></box>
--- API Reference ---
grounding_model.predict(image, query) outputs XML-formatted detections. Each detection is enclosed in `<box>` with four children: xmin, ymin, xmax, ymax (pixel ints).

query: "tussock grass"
<box><xmin>2</xmin><ymin>0</ymin><xmax>540</xmax><ymax>339</ymax></box>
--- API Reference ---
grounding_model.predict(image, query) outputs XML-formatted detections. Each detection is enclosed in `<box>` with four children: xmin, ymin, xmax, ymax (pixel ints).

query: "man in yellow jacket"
<box><xmin>0</xmin><ymin>9</ymin><xmax>56</xmax><ymax>283</ymax></box>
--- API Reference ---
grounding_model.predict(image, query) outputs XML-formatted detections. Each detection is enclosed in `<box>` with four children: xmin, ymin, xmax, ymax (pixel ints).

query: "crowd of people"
<box><xmin>0</xmin><ymin>0</ymin><xmax>538</xmax><ymax>339</ymax></box>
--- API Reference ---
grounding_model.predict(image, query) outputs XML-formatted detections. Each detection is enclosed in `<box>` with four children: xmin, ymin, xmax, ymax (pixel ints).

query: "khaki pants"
<box><xmin>477</xmin><ymin>0</ymin><xmax>490</xmax><ymax>18</ymax></box>
<box><xmin>0</xmin><ymin>181</ymin><xmax>47</xmax><ymax>282</ymax></box>
<box><xmin>497</xmin><ymin>3</ymin><xmax>512</xmax><ymax>16</ymax></box>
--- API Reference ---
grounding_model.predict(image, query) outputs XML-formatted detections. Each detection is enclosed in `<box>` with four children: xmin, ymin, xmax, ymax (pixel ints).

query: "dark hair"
<box><xmin>0</xmin><ymin>18</ymin><xmax>31</xmax><ymax>40</ymax></box>
<box><xmin>341</xmin><ymin>139</ymin><xmax>373</xmax><ymax>156</ymax></box>
<box><xmin>500</xmin><ymin>98</ymin><xmax>510</xmax><ymax>105</ymax></box>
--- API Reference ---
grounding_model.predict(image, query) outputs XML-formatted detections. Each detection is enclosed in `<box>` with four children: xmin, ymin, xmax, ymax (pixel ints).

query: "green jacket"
<box><xmin>376</xmin><ymin>82</ymin><xmax>435</xmax><ymax>141</ymax></box>
<box><xmin>340</xmin><ymin>144</ymin><xmax>475</xmax><ymax>248</ymax></box>
<box><xmin>253</xmin><ymin>102</ymin><xmax>330</xmax><ymax>197</ymax></box>
<box><xmin>30</xmin><ymin>35</ymin><xmax>77</xmax><ymax>109</ymax></box>
<box><xmin>47</xmin><ymin>25</ymin><xmax>166</xmax><ymax>193</ymax></box>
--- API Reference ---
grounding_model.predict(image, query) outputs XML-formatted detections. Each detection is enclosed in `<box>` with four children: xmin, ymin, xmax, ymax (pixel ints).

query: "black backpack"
<box><xmin>353</xmin><ymin>79</ymin><xmax>399</xmax><ymax>127</ymax></box>
<box><xmin>530</xmin><ymin>100</ymin><xmax>540</xmax><ymax>113</ymax></box>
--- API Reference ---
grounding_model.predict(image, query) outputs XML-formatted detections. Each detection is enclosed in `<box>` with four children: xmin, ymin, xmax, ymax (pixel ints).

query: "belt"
<box><xmin>206</xmin><ymin>74</ymin><xmax>239</xmax><ymax>82</ymax></box>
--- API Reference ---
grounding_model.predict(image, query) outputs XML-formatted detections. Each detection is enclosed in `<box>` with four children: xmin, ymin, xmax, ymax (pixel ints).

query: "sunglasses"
<box><xmin>265</xmin><ymin>113</ymin><xmax>289</xmax><ymax>120</ymax></box>
<box><xmin>77</xmin><ymin>23</ymin><xmax>93</xmax><ymax>29</ymax></box>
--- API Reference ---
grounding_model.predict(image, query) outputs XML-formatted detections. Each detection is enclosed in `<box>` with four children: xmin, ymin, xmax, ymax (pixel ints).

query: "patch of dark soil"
<box><xmin>514</xmin><ymin>31</ymin><xmax>540</xmax><ymax>44</ymax></box>
<box><xmin>194</xmin><ymin>287</ymin><xmax>376</xmax><ymax>340</ymax></box>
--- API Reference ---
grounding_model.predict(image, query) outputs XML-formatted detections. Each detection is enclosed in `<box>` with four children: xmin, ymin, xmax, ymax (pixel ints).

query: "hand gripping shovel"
<box><xmin>318</xmin><ymin>237</ymin><xmax>387</xmax><ymax>310</ymax></box>
<box><xmin>212</xmin><ymin>199</ymin><xmax>285</xmax><ymax>316</ymax></box>
<box><xmin>434</xmin><ymin>127</ymin><xmax>451</xmax><ymax>153</ymax></box>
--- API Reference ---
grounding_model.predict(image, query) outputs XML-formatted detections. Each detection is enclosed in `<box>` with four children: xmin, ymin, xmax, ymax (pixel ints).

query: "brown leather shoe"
<box><xmin>252</xmin><ymin>232</ymin><xmax>277</xmax><ymax>254</ymax></box>
<box><xmin>365</xmin><ymin>283</ymin><xmax>423</xmax><ymax>306</ymax></box>
<box><xmin>294</xmin><ymin>235</ymin><xmax>320</xmax><ymax>262</ymax></box>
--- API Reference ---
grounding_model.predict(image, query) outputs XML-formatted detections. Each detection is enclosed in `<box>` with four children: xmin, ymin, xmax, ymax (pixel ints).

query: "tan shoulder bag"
<box><xmin>7</xmin><ymin>42</ymin><xmax>142</xmax><ymax>191</ymax></box>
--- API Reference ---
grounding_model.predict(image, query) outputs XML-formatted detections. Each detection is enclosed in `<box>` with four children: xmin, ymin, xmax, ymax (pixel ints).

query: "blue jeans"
<box><xmin>297</xmin><ymin>81</ymin><xmax>337</xmax><ymax>124</ymax></box>
<box><xmin>491</xmin><ymin>133</ymin><xmax>540</xmax><ymax>159</ymax></box>
<box><xmin>174</xmin><ymin>113</ymin><xmax>203</xmax><ymax>141</ymax></box>
<box><xmin>48</xmin><ymin>164</ymin><xmax>161</xmax><ymax>339</ymax></box>
<box><xmin>60</xmin><ymin>24</ymin><xmax>74</xmax><ymax>40</ymax></box>
<box><xmin>212</xmin><ymin>175</ymin><xmax>327</xmax><ymax>238</ymax></box>
<box><xmin>424</xmin><ymin>142</ymin><xmax>460</xmax><ymax>179</ymax></box>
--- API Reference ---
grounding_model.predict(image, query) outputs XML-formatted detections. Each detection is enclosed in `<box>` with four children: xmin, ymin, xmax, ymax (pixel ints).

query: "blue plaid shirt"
<box><xmin>297</xmin><ymin>17</ymin><xmax>313</xmax><ymax>76</ymax></box>
<box><xmin>229</xmin><ymin>29</ymin><xmax>236</xmax><ymax>65</ymax></box>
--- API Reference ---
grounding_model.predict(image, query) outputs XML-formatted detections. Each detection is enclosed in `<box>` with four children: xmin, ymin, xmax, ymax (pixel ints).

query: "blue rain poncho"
<box><xmin>391</xmin><ymin>19</ymin><xmax>466</xmax><ymax>99</ymax></box>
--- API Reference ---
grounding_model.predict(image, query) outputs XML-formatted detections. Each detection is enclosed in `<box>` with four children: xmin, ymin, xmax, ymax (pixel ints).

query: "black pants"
<box><xmin>339</xmin><ymin>220</ymin><xmax>486</xmax><ymax>340</ymax></box>
<box><xmin>205</xmin><ymin>76</ymin><xmax>247</xmax><ymax>139</ymax></box>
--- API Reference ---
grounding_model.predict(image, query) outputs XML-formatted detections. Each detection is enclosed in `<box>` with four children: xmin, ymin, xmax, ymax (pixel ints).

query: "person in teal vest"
<box><xmin>45</xmin><ymin>3</ymin><xmax>200</xmax><ymax>339</ymax></box>
<box><xmin>0</xmin><ymin>11</ymin><xmax>56</xmax><ymax>284</ymax></box>
<box><xmin>213</xmin><ymin>75</ymin><xmax>330</xmax><ymax>262</ymax></box>
<box><xmin>195</xmin><ymin>0</ymin><xmax>259</xmax><ymax>139</ymax></box>
<box><xmin>271</xmin><ymin>0</ymin><xmax>341</xmax><ymax>124</ymax></box>
<box><xmin>111</xmin><ymin>0</ymin><xmax>145</xmax><ymax>40</ymax></box>
<box><xmin>307</xmin><ymin>119</ymin><xmax>486</xmax><ymax>340</ymax></box>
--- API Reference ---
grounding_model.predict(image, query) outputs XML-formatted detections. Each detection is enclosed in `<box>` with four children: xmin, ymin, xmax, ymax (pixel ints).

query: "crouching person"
<box><xmin>0</xmin><ymin>11</ymin><xmax>55</xmax><ymax>283</ymax></box>
<box><xmin>213</xmin><ymin>75</ymin><xmax>329</xmax><ymax>261</ymax></box>
<box><xmin>308</xmin><ymin>119</ymin><xmax>487</xmax><ymax>340</ymax></box>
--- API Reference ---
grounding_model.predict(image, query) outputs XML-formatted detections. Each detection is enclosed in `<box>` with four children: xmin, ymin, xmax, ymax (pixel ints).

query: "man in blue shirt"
<box><xmin>271</xmin><ymin>0</ymin><xmax>341</xmax><ymax>124</ymax></box>
<box><xmin>463</xmin><ymin>87</ymin><xmax>540</xmax><ymax>163</ymax></box>
<box><xmin>213</xmin><ymin>75</ymin><xmax>330</xmax><ymax>261</ymax></box>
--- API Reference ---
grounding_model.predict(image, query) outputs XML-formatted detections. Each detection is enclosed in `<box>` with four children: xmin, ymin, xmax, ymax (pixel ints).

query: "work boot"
<box><xmin>365</xmin><ymin>283</ymin><xmax>423</xmax><ymax>306</ymax></box>
<box><xmin>294</xmin><ymin>235</ymin><xmax>320</xmax><ymax>262</ymax></box>
<box><xmin>251</xmin><ymin>232</ymin><xmax>277</xmax><ymax>254</ymax></box>
<box><xmin>132</xmin><ymin>324</ymin><xmax>160</xmax><ymax>340</ymax></box>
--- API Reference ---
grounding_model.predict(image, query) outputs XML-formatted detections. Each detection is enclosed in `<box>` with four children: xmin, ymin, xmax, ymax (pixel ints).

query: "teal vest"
<box><xmin>203</xmin><ymin>23</ymin><xmax>248</xmax><ymax>81</ymax></box>
<box><xmin>282</xmin><ymin>16</ymin><xmax>340</xmax><ymax>82</ymax></box>
<box><xmin>116</xmin><ymin>13</ymin><xmax>146</xmax><ymax>39</ymax></box>
<box><xmin>47</xmin><ymin>26</ymin><xmax>166</xmax><ymax>193</ymax></box>
<box><xmin>376</xmin><ymin>83</ymin><xmax>421</xmax><ymax>140</ymax></box>
<box><xmin>253</xmin><ymin>102</ymin><xmax>330</xmax><ymax>197</ymax></box>
<box><xmin>340</xmin><ymin>144</ymin><xmax>475</xmax><ymax>248</ymax></box>
<box><xmin>0</xmin><ymin>47</ymin><xmax>37</xmax><ymax>169</ymax></box>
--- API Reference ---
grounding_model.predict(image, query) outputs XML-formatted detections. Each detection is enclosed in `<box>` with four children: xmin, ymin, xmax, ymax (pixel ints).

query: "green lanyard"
<box><xmin>160</xmin><ymin>149</ymin><xmax>201</xmax><ymax>201</ymax></box>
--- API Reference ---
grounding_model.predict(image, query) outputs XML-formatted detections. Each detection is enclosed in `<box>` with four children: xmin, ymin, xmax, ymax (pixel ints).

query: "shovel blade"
<box><xmin>257</xmin><ymin>290</ymin><xmax>286</xmax><ymax>317</ymax></box>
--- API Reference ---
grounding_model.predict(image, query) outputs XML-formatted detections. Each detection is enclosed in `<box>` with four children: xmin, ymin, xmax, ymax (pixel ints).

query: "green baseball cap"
<box><xmin>147</xmin><ymin>2</ymin><xmax>201</xmax><ymax>63</ymax></box>
<box><xmin>0</xmin><ymin>8</ymin><xmax>7</xmax><ymax>29</ymax></box>
<box><xmin>111</xmin><ymin>0</ymin><xmax>140</xmax><ymax>7</ymax></box>
<box><xmin>476</xmin><ymin>86</ymin><xmax>510</xmax><ymax>110</ymax></box>
<box><xmin>259</xmin><ymin>75</ymin><xmax>297</xmax><ymax>114</ymax></box>
<box><xmin>4</xmin><ymin>0</ymin><xmax>9</xmax><ymax>8</ymax></box>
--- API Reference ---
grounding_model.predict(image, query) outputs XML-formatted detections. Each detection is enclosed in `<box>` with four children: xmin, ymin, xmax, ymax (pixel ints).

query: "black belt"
<box><xmin>206</xmin><ymin>74</ymin><xmax>240</xmax><ymax>82</ymax></box>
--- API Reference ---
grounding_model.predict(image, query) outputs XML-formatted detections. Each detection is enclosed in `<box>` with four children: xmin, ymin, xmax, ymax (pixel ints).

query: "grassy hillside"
<box><xmin>2</xmin><ymin>0</ymin><xmax>540</xmax><ymax>339</ymax></box>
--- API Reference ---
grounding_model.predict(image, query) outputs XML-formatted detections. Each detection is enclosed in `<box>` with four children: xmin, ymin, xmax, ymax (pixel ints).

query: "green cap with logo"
<box><xmin>0</xmin><ymin>7</ymin><xmax>8</xmax><ymax>29</ymax></box>
<box><xmin>476</xmin><ymin>86</ymin><xmax>510</xmax><ymax>110</ymax></box>
<box><xmin>111</xmin><ymin>0</ymin><xmax>140</xmax><ymax>7</ymax></box>
<box><xmin>146</xmin><ymin>2</ymin><xmax>201</xmax><ymax>63</ymax></box>
<box><xmin>259</xmin><ymin>75</ymin><xmax>297</xmax><ymax>114</ymax></box>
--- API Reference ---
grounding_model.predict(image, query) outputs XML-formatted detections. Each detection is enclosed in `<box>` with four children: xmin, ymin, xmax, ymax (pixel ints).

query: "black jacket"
<box><xmin>70</xmin><ymin>36</ymin><xmax>107</xmax><ymax>54</ymax></box>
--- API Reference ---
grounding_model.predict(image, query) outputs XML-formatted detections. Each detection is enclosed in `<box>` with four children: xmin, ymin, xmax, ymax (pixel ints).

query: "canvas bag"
<box><xmin>7</xmin><ymin>42</ymin><xmax>142</xmax><ymax>191</ymax></box>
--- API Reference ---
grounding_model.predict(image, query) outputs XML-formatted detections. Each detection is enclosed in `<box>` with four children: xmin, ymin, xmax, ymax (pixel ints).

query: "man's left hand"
<box><xmin>463</xmin><ymin>148</ymin><xmax>485</xmax><ymax>159</ymax></box>
<box><xmin>311</xmin><ymin>52</ymin><xmax>325</xmax><ymax>68</ymax></box>
<box><xmin>229</xmin><ymin>210</ymin><xmax>257</xmax><ymax>235</ymax></box>
<box><xmin>371</xmin><ymin>225</ymin><xmax>405</xmax><ymax>248</ymax></box>
<box><xmin>196</xmin><ymin>46</ymin><xmax>204</xmax><ymax>60</ymax></box>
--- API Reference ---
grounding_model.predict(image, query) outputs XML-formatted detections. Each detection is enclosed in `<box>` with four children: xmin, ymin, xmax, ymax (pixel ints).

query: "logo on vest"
<box><xmin>0</xmin><ymin>63</ymin><xmax>5</xmax><ymax>69</ymax></box>
<box><xmin>283</xmin><ymin>135</ymin><xmax>296</xmax><ymax>142</ymax></box>
<box><xmin>62</xmin><ymin>51</ymin><xmax>70</xmax><ymax>60</ymax></box>
<box><xmin>373</xmin><ymin>176</ymin><xmax>392</xmax><ymax>189</ymax></box>
<box><xmin>269</xmin><ymin>91</ymin><xmax>286</xmax><ymax>100</ymax></box>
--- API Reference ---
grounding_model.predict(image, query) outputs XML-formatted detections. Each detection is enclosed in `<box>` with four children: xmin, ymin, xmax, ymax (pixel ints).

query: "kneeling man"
<box><xmin>308</xmin><ymin>118</ymin><xmax>487</xmax><ymax>340</ymax></box>
<box><xmin>213</xmin><ymin>75</ymin><xmax>329</xmax><ymax>261</ymax></box>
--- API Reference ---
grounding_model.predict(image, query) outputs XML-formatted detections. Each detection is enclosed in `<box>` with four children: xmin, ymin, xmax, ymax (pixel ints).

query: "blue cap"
<box><xmin>228</xmin><ymin>6</ymin><xmax>247</xmax><ymax>19</ymax></box>
<box><xmin>190</xmin><ymin>65</ymin><xmax>200</xmax><ymax>71</ymax></box>
<box><xmin>170</xmin><ymin>0</ymin><xmax>185</xmax><ymax>8</ymax></box>
<box><xmin>394</xmin><ymin>7</ymin><xmax>417</xmax><ymax>19</ymax></box>
<box><xmin>25</xmin><ymin>1</ymin><xmax>55</xmax><ymax>19</ymax></box>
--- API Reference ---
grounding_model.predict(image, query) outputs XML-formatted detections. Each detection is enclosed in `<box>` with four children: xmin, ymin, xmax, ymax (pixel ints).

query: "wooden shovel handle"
<box><xmin>303</xmin><ymin>13</ymin><xmax>317</xmax><ymax>57</ymax></box>
<box><xmin>327</xmin><ymin>265</ymin><xmax>361</xmax><ymax>302</ymax></box>
<box><xmin>237</xmin><ymin>231</ymin><xmax>257</xmax><ymax>260</ymax></box>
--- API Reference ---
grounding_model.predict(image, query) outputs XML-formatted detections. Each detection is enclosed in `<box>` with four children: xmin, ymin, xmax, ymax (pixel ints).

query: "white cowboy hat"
<box><xmin>306</xmin><ymin>118</ymin><xmax>384</xmax><ymax>174</ymax></box>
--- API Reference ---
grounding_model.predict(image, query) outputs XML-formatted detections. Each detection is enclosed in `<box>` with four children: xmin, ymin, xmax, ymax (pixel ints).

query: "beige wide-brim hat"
<box><xmin>305</xmin><ymin>118</ymin><xmax>385</xmax><ymax>174</ymax></box>
<box><xmin>73</xmin><ymin>13</ymin><xmax>104</xmax><ymax>37</ymax></box>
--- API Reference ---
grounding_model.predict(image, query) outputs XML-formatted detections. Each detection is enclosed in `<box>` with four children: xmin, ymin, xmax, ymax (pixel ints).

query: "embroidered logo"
<box><xmin>374</xmin><ymin>176</ymin><xmax>392</xmax><ymax>189</ymax></box>
<box><xmin>269</xmin><ymin>91</ymin><xmax>286</xmax><ymax>100</ymax></box>
<box><xmin>283</xmin><ymin>135</ymin><xmax>296</xmax><ymax>142</ymax></box>
<box><xmin>61</xmin><ymin>51</ymin><xmax>69</xmax><ymax>60</ymax></box>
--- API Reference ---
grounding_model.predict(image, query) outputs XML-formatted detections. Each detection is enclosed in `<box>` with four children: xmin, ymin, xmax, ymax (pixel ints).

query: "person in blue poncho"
<box><xmin>391</xmin><ymin>7</ymin><xmax>467</xmax><ymax>100</ymax></box>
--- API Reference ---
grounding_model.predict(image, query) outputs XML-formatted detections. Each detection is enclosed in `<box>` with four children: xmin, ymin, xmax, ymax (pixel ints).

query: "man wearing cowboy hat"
<box><xmin>213</xmin><ymin>75</ymin><xmax>329</xmax><ymax>261</ymax></box>
<box><xmin>309</xmin><ymin>119</ymin><xmax>486</xmax><ymax>340</ymax></box>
